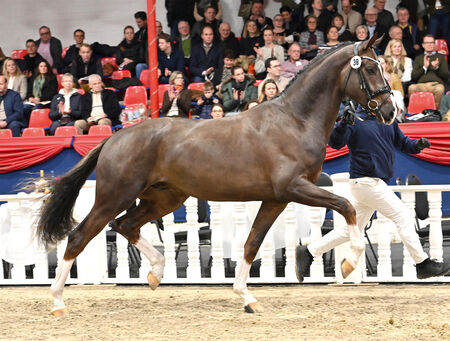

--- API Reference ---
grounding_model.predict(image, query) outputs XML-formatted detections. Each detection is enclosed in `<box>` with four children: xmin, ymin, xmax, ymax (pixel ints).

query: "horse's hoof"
<box><xmin>51</xmin><ymin>307</ymin><xmax>69</xmax><ymax>317</ymax></box>
<box><xmin>244</xmin><ymin>301</ymin><xmax>263</xmax><ymax>313</ymax></box>
<box><xmin>341</xmin><ymin>259</ymin><xmax>355</xmax><ymax>279</ymax></box>
<box><xmin>147</xmin><ymin>272</ymin><xmax>161</xmax><ymax>290</ymax></box>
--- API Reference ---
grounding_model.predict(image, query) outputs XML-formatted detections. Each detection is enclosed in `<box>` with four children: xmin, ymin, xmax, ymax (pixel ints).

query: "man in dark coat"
<box><xmin>0</xmin><ymin>75</ymin><xmax>26</xmax><ymax>137</ymax></box>
<box><xmin>35</xmin><ymin>26</ymin><xmax>63</xmax><ymax>74</ymax></box>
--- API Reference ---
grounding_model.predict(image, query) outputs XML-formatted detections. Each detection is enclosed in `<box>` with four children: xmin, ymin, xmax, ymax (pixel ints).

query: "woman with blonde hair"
<box><xmin>257</xmin><ymin>79</ymin><xmax>279</xmax><ymax>103</ymax></box>
<box><xmin>378</xmin><ymin>55</ymin><xmax>405</xmax><ymax>114</ymax></box>
<box><xmin>384</xmin><ymin>39</ymin><xmax>412</xmax><ymax>84</ymax></box>
<box><xmin>2</xmin><ymin>58</ymin><xmax>27</xmax><ymax>100</ymax></box>
<box><xmin>160</xmin><ymin>71</ymin><xmax>192</xmax><ymax>118</ymax></box>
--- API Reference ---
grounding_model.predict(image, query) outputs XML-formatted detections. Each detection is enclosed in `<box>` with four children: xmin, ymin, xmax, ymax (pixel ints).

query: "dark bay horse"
<box><xmin>38</xmin><ymin>36</ymin><xmax>396</xmax><ymax>316</ymax></box>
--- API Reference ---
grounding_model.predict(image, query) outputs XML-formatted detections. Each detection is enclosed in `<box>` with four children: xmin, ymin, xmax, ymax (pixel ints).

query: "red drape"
<box><xmin>1</xmin><ymin>122</ymin><xmax>449</xmax><ymax>173</ymax></box>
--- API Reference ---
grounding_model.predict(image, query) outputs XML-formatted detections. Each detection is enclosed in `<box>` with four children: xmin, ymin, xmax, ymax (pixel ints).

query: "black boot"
<box><xmin>416</xmin><ymin>258</ymin><xmax>450</xmax><ymax>279</ymax></box>
<box><xmin>295</xmin><ymin>245</ymin><xmax>313</xmax><ymax>283</ymax></box>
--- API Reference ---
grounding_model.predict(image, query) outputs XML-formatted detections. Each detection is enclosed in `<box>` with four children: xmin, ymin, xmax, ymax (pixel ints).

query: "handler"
<box><xmin>296</xmin><ymin>106</ymin><xmax>450</xmax><ymax>281</ymax></box>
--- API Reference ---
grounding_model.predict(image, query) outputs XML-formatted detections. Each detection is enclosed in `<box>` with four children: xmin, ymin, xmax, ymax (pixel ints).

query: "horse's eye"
<box><xmin>367</xmin><ymin>68</ymin><xmax>376</xmax><ymax>75</ymax></box>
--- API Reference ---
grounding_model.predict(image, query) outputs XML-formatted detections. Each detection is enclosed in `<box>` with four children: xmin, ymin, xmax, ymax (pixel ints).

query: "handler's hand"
<box><xmin>416</xmin><ymin>137</ymin><xmax>431</xmax><ymax>151</ymax></box>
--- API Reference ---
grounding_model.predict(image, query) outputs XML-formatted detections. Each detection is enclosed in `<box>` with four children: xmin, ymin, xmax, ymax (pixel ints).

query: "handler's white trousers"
<box><xmin>308</xmin><ymin>177</ymin><xmax>428</xmax><ymax>264</ymax></box>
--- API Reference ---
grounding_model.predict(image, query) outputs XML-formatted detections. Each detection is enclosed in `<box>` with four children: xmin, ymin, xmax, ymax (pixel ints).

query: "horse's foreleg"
<box><xmin>282</xmin><ymin>177</ymin><xmax>363</xmax><ymax>278</ymax></box>
<box><xmin>233</xmin><ymin>201</ymin><xmax>287</xmax><ymax>313</ymax></box>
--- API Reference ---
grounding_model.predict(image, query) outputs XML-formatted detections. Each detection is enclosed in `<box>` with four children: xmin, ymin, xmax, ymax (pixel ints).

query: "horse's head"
<box><xmin>342</xmin><ymin>35</ymin><xmax>397</xmax><ymax>124</ymax></box>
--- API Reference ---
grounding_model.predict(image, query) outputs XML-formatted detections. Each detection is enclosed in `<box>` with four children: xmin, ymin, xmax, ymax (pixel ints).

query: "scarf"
<box><xmin>172</xmin><ymin>84</ymin><xmax>184</xmax><ymax>98</ymax></box>
<box><xmin>308</xmin><ymin>31</ymin><xmax>317</xmax><ymax>45</ymax></box>
<box><xmin>33</xmin><ymin>75</ymin><xmax>46</xmax><ymax>98</ymax></box>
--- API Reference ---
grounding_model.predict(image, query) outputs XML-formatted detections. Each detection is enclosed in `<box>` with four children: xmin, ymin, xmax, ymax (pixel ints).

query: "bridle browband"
<box><xmin>342</xmin><ymin>42</ymin><xmax>392</xmax><ymax>120</ymax></box>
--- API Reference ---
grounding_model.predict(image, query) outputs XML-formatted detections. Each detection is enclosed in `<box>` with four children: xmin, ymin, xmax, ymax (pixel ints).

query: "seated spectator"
<box><xmin>221</xmin><ymin>65</ymin><xmax>257</xmax><ymax>115</ymax></box>
<box><xmin>439</xmin><ymin>93</ymin><xmax>450</xmax><ymax>121</ymax></box>
<box><xmin>160</xmin><ymin>71</ymin><xmax>192</xmax><ymax>118</ymax></box>
<box><xmin>258</xmin><ymin>57</ymin><xmax>290</xmax><ymax>96</ymax></box>
<box><xmin>48</xmin><ymin>73</ymin><xmax>82</xmax><ymax>135</ymax></box>
<box><xmin>62</xmin><ymin>29</ymin><xmax>85</xmax><ymax>73</ymax></box>
<box><xmin>384</xmin><ymin>39</ymin><xmax>413</xmax><ymax>89</ymax></box>
<box><xmin>257</xmin><ymin>79</ymin><xmax>280</xmax><ymax>103</ymax></box>
<box><xmin>273</xmin><ymin>14</ymin><xmax>291</xmax><ymax>50</ymax></box>
<box><xmin>23</xmin><ymin>39</ymin><xmax>44</xmax><ymax>78</ymax></box>
<box><xmin>281</xmin><ymin>42</ymin><xmax>309</xmax><ymax>79</ymax></box>
<box><xmin>2</xmin><ymin>58</ymin><xmax>27</xmax><ymax>101</ymax></box>
<box><xmin>254</xmin><ymin>28</ymin><xmax>285</xmax><ymax>77</ymax></box>
<box><xmin>408</xmin><ymin>34</ymin><xmax>448</xmax><ymax>110</ymax></box>
<box><xmin>299</xmin><ymin>15</ymin><xmax>325</xmax><ymax>60</ymax></box>
<box><xmin>210</xmin><ymin>103</ymin><xmax>225</xmax><ymax>118</ymax></box>
<box><xmin>239</xmin><ymin>19</ymin><xmax>264</xmax><ymax>59</ymax></box>
<box><xmin>323</xmin><ymin>26</ymin><xmax>340</xmax><ymax>48</ymax></box>
<box><xmin>364</xmin><ymin>8</ymin><xmax>388</xmax><ymax>52</ymax></box>
<box><xmin>192</xmin><ymin>80</ymin><xmax>221</xmax><ymax>119</ymax></box>
<box><xmin>242</xmin><ymin>99</ymin><xmax>259</xmax><ymax>111</ymax></box>
<box><xmin>211</xmin><ymin>50</ymin><xmax>236</xmax><ymax>92</ymax></box>
<box><xmin>175</xmin><ymin>21</ymin><xmax>193</xmax><ymax>66</ymax></box>
<box><xmin>378</xmin><ymin>55</ymin><xmax>405</xmax><ymax>114</ymax></box>
<box><xmin>396</xmin><ymin>6</ymin><xmax>423</xmax><ymax>59</ymax></box>
<box><xmin>374</xmin><ymin>0</ymin><xmax>394</xmax><ymax>29</ymax></box>
<box><xmin>116</xmin><ymin>26</ymin><xmax>144</xmax><ymax>76</ymax></box>
<box><xmin>354</xmin><ymin>24</ymin><xmax>369</xmax><ymax>42</ymax></box>
<box><xmin>36</xmin><ymin>26</ymin><xmax>63</xmax><ymax>74</ymax></box>
<box><xmin>247</xmin><ymin>0</ymin><xmax>273</xmax><ymax>33</ymax></box>
<box><xmin>331</xmin><ymin>14</ymin><xmax>353</xmax><ymax>42</ymax></box>
<box><xmin>134</xmin><ymin>11</ymin><xmax>148</xmax><ymax>47</ymax></box>
<box><xmin>308</xmin><ymin>0</ymin><xmax>332</xmax><ymax>34</ymax></box>
<box><xmin>75</xmin><ymin>74</ymin><xmax>121</xmax><ymax>134</ymax></box>
<box><xmin>218</xmin><ymin>22</ymin><xmax>240</xmax><ymax>58</ymax></box>
<box><xmin>24</xmin><ymin>60</ymin><xmax>58</xmax><ymax>122</ymax></box>
<box><xmin>157</xmin><ymin>33</ymin><xmax>186</xmax><ymax>84</ymax></box>
<box><xmin>340</xmin><ymin>0</ymin><xmax>362</xmax><ymax>34</ymax></box>
<box><xmin>388</xmin><ymin>25</ymin><xmax>403</xmax><ymax>41</ymax></box>
<box><xmin>191</xmin><ymin>6</ymin><xmax>221</xmax><ymax>44</ymax></box>
<box><xmin>189</xmin><ymin>25</ymin><xmax>224</xmax><ymax>83</ymax></box>
<box><xmin>280</xmin><ymin>6</ymin><xmax>304</xmax><ymax>37</ymax></box>
<box><xmin>194</xmin><ymin>0</ymin><xmax>222</xmax><ymax>21</ymax></box>
<box><xmin>0</xmin><ymin>75</ymin><xmax>26</xmax><ymax>137</ymax></box>
<box><xmin>70</xmin><ymin>44</ymin><xmax>103</xmax><ymax>86</ymax></box>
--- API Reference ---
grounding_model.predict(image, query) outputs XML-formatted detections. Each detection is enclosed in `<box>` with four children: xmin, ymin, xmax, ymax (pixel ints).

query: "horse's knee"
<box><xmin>336</xmin><ymin>198</ymin><xmax>356</xmax><ymax>225</ymax></box>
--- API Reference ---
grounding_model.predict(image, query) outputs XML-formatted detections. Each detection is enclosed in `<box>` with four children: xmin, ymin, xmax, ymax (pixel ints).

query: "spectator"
<box><xmin>192</xmin><ymin>80</ymin><xmax>221</xmax><ymax>119</ymax></box>
<box><xmin>439</xmin><ymin>92</ymin><xmax>450</xmax><ymax>121</ymax></box>
<box><xmin>0</xmin><ymin>47</ymin><xmax>5</xmax><ymax>71</ymax></box>
<box><xmin>254</xmin><ymin>28</ymin><xmax>285</xmax><ymax>77</ymax></box>
<box><xmin>210</xmin><ymin>103</ymin><xmax>225</xmax><ymax>118</ymax></box>
<box><xmin>189</xmin><ymin>25</ymin><xmax>224</xmax><ymax>83</ymax></box>
<box><xmin>354</xmin><ymin>24</ymin><xmax>369</xmax><ymax>42</ymax></box>
<box><xmin>191</xmin><ymin>6</ymin><xmax>222</xmax><ymax>44</ymax></box>
<box><xmin>308</xmin><ymin>0</ymin><xmax>333</xmax><ymax>34</ymax></box>
<box><xmin>396</xmin><ymin>7</ymin><xmax>423</xmax><ymax>59</ymax></box>
<box><xmin>156</xmin><ymin>21</ymin><xmax>164</xmax><ymax>36</ymax></box>
<box><xmin>425</xmin><ymin>0</ymin><xmax>449</xmax><ymax>47</ymax></box>
<box><xmin>239</xmin><ymin>20</ymin><xmax>264</xmax><ymax>58</ymax></box>
<box><xmin>331</xmin><ymin>13</ymin><xmax>353</xmax><ymax>42</ymax></box>
<box><xmin>281</xmin><ymin>42</ymin><xmax>309</xmax><ymax>79</ymax></box>
<box><xmin>160</xmin><ymin>71</ymin><xmax>192</xmax><ymax>118</ymax></box>
<box><xmin>2</xmin><ymin>58</ymin><xmax>27</xmax><ymax>101</ymax></box>
<box><xmin>257</xmin><ymin>79</ymin><xmax>280</xmax><ymax>103</ymax></box>
<box><xmin>117</xmin><ymin>26</ymin><xmax>144</xmax><ymax>76</ymax></box>
<box><xmin>165</xmin><ymin>0</ymin><xmax>195</xmax><ymax>37</ymax></box>
<box><xmin>134</xmin><ymin>11</ymin><xmax>148</xmax><ymax>47</ymax></box>
<box><xmin>272</xmin><ymin>14</ymin><xmax>291</xmax><ymax>50</ymax></box>
<box><xmin>23</xmin><ymin>39</ymin><xmax>45</xmax><ymax>78</ymax></box>
<box><xmin>378</xmin><ymin>55</ymin><xmax>405</xmax><ymax>114</ymax></box>
<box><xmin>258</xmin><ymin>57</ymin><xmax>290</xmax><ymax>96</ymax></box>
<box><xmin>409</xmin><ymin>34</ymin><xmax>448</xmax><ymax>109</ymax></box>
<box><xmin>48</xmin><ymin>73</ymin><xmax>82</xmax><ymax>135</ymax></box>
<box><xmin>299</xmin><ymin>15</ymin><xmax>325</xmax><ymax>60</ymax></box>
<box><xmin>76</xmin><ymin>74</ymin><xmax>121</xmax><ymax>134</ymax></box>
<box><xmin>323</xmin><ymin>26</ymin><xmax>340</xmax><ymax>47</ymax></box>
<box><xmin>280</xmin><ymin>6</ymin><xmax>304</xmax><ymax>37</ymax></box>
<box><xmin>221</xmin><ymin>65</ymin><xmax>257</xmax><ymax>114</ymax></box>
<box><xmin>211</xmin><ymin>50</ymin><xmax>236</xmax><ymax>92</ymax></box>
<box><xmin>24</xmin><ymin>60</ymin><xmax>57</xmax><ymax>122</ymax></box>
<box><xmin>388</xmin><ymin>25</ymin><xmax>403</xmax><ymax>40</ymax></box>
<box><xmin>340</xmin><ymin>0</ymin><xmax>363</xmax><ymax>34</ymax></box>
<box><xmin>218</xmin><ymin>22</ymin><xmax>240</xmax><ymax>58</ymax></box>
<box><xmin>364</xmin><ymin>8</ymin><xmax>388</xmax><ymax>51</ymax></box>
<box><xmin>35</xmin><ymin>26</ymin><xmax>63</xmax><ymax>74</ymax></box>
<box><xmin>194</xmin><ymin>0</ymin><xmax>222</xmax><ymax>21</ymax></box>
<box><xmin>176</xmin><ymin>21</ymin><xmax>193</xmax><ymax>66</ymax></box>
<box><xmin>157</xmin><ymin>33</ymin><xmax>186</xmax><ymax>84</ymax></box>
<box><xmin>373</xmin><ymin>0</ymin><xmax>394</xmax><ymax>29</ymax></box>
<box><xmin>70</xmin><ymin>44</ymin><xmax>103</xmax><ymax>86</ymax></box>
<box><xmin>62</xmin><ymin>29</ymin><xmax>85</xmax><ymax>73</ymax></box>
<box><xmin>384</xmin><ymin>39</ymin><xmax>413</xmax><ymax>88</ymax></box>
<box><xmin>247</xmin><ymin>0</ymin><xmax>273</xmax><ymax>33</ymax></box>
<box><xmin>0</xmin><ymin>75</ymin><xmax>26</xmax><ymax>137</ymax></box>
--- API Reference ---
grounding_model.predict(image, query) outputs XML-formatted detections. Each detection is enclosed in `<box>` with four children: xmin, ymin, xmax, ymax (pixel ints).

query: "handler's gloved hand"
<box><xmin>416</xmin><ymin>137</ymin><xmax>431</xmax><ymax>152</ymax></box>
<box><xmin>341</xmin><ymin>105</ymin><xmax>355</xmax><ymax>126</ymax></box>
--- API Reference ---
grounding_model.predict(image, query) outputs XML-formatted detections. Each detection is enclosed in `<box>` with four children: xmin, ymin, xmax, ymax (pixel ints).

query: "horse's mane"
<box><xmin>280</xmin><ymin>41</ymin><xmax>354</xmax><ymax>95</ymax></box>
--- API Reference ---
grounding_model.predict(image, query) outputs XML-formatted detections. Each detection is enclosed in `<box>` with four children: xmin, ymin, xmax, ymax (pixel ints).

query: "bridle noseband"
<box><xmin>343</xmin><ymin>42</ymin><xmax>392</xmax><ymax>119</ymax></box>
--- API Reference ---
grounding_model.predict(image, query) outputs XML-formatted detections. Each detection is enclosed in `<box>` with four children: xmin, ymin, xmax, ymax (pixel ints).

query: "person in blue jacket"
<box><xmin>296</xmin><ymin>105</ymin><xmax>450</xmax><ymax>281</ymax></box>
<box><xmin>0</xmin><ymin>75</ymin><xmax>26</xmax><ymax>137</ymax></box>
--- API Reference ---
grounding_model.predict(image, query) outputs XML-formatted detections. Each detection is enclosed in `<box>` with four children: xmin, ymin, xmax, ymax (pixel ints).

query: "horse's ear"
<box><xmin>359</xmin><ymin>33</ymin><xmax>383</xmax><ymax>52</ymax></box>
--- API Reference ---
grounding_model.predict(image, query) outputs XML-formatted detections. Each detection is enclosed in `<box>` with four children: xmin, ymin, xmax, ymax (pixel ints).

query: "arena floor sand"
<box><xmin>0</xmin><ymin>284</ymin><xmax>449</xmax><ymax>341</ymax></box>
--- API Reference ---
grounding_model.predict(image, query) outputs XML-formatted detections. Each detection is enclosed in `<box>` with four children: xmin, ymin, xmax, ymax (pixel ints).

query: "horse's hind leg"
<box><xmin>233</xmin><ymin>201</ymin><xmax>287</xmax><ymax>313</ymax></box>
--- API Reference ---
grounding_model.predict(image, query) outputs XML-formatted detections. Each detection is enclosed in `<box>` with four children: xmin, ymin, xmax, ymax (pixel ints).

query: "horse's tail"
<box><xmin>37</xmin><ymin>138</ymin><xmax>109</xmax><ymax>250</ymax></box>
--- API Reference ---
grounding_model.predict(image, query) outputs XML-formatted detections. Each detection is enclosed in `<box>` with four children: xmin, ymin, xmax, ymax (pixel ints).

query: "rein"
<box><xmin>342</xmin><ymin>42</ymin><xmax>392</xmax><ymax>121</ymax></box>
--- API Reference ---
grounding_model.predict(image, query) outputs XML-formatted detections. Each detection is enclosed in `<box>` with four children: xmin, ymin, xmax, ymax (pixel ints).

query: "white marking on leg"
<box><xmin>135</xmin><ymin>237</ymin><xmax>165</xmax><ymax>281</ymax></box>
<box><xmin>347</xmin><ymin>224</ymin><xmax>365</xmax><ymax>267</ymax></box>
<box><xmin>50</xmin><ymin>258</ymin><xmax>74</xmax><ymax>312</ymax></box>
<box><xmin>233</xmin><ymin>260</ymin><xmax>257</xmax><ymax>306</ymax></box>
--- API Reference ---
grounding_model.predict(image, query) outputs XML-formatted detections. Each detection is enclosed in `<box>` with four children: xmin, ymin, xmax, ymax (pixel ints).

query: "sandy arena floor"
<box><xmin>0</xmin><ymin>284</ymin><xmax>449</xmax><ymax>341</ymax></box>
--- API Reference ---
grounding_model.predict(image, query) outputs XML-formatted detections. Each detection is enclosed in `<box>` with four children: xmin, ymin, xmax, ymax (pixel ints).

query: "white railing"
<box><xmin>1</xmin><ymin>175</ymin><xmax>449</xmax><ymax>285</ymax></box>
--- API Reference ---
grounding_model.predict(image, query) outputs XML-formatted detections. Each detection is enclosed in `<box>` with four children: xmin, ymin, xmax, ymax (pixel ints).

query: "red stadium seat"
<box><xmin>187</xmin><ymin>82</ymin><xmax>204</xmax><ymax>91</ymax></box>
<box><xmin>56</xmin><ymin>74</ymin><xmax>64</xmax><ymax>90</ymax></box>
<box><xmin>62</xmin><ymin>46</ymin><xmax>70</xmax><ymax>58</ymax></box>
<box><xmin>158</xmin><ymin>84</ymin><xmax>171</xmax><ymax>108</ymax></box>
<box><xmin>29</xmin><ymin>109</ymin><xmax>52</xmax><ymax>129</ymax></box>
<box><xmin>101</xmin><ymin>57</ymin><xmax>119</xmax><ymax>68</ymax></box>
<box><xmin>124</xmin><ymin>86</ymin><xmax>148</xmax><ymax>107</ymax></box>
<box><xmin>22</xmin><ymin>127</ymin><xmax>45</xmax><ymax>137</ymax></box>
<box><xmin>54</xmin><ymin>126</ymin><xmax>78</xmax><ymax>137</ymax></box>
<box><xmin>408</xmin><ymin>92</ymin><xmax>436</xmax><ymax>114</ymax></box>
<box><xmin>139</xmin><ymin>69</ymin><xmax>151</xmax><ymax>88</ymax></box>
<box><xmin>435</xmin><ymin>39</ymin><xmax>449</xmax><ymax>55</ymax></box>
<box><xmin>11</xmin><ymin>49</ymin><xmax>27</xmax><ymax>60</ymax></box>
<box><xmin>0</xmin><ymin>129</ymin><xmax>13</xmax><ymax>138</ymax></box>
<box><xmin>111</xmin><ymin>70</ymin><xmax>131</xmax><ymax>80</ymax></box>
<box><xmin>88</xmin><ymin>125</ymin><xmax>113</xmax><ymax>136</ymax></box>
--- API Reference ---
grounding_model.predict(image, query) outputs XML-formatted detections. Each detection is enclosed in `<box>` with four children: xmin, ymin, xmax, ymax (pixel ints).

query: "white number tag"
<box><xmin>350</xmin><ymin>56</ymin><xmax>362</xmax><ymax>69</ymax></box>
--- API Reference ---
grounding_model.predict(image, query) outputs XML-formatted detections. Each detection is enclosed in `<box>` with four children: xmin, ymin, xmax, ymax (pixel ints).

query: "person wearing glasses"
<box><xmin>160</xmin><ymin>71</ymin><xmax>193</xmax><ymax>118</ymax></box>
<box><xmin>257</xmin><ymin>57</ymin><xmax>290</xmax><ymax>96</ymax></box>
<box><xmin>35</xmin><ymin>26</ymin><xmax>63</xmax><ymax>75</ymax></box>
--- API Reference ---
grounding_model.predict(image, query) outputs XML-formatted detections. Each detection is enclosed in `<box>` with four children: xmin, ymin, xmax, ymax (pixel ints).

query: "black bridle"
<box><xmin>343</xmin><ymin>42</ymin><xmax>393</xmax><ymax>122</ymax></box>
